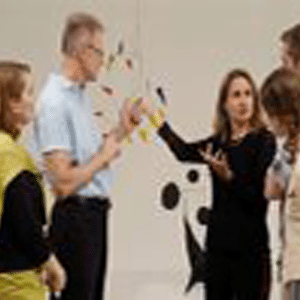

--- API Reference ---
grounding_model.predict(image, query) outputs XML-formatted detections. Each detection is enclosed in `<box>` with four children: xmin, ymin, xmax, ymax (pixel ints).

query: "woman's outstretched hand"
<box><xmin>198</xmin><ymin>143</ymin><xmax>234</xmax><ymax>182</ymax></box>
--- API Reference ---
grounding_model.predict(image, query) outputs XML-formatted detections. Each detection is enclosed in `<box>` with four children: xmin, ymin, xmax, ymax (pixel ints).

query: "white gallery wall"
<box><xmin>1</xmin><ymin>0</ymin><xmax>300</xmax><ymax>299</ymax></box>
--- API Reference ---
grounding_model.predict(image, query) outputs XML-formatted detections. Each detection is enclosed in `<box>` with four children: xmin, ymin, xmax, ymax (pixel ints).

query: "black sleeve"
<box><xmin>254</xmin><ymin>130</ymin><xmax>277</xmax><ymax>173</ymax></box>
<box><xmin>5</xmin><ymin>171</ymin><xmax>50</xmax><ymax>267</ymax></box>
<box><xmin>227</xmin><ymin>130</ymin><xmax>276</xmax><ymax>213</ymax></box>
<box><xmin>158</xmin><ymin>121</ymin><xmax>211</xmax><ymax>163</ymax></box>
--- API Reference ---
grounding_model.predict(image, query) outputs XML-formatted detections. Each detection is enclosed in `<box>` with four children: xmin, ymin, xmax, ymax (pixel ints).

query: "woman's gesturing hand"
<box><xmin>198</xmin><ymin>143</ymin><xmax>234</xmax><ymax>181</ymax></box>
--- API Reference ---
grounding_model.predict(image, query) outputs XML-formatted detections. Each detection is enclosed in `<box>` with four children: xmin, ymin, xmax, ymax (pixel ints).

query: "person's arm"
<box><xmin>39</xmin><ymin>253</ymin><xmax>66</xmax><ymax>293</ymax></box>
<box><xmin>114</xmin><ymin>97</ymin><xmax>144</xmax><ymax>140</ymax></box>
<box><xmin>157</xmin><ymin>121</ymin><xmax>209</xmax><ymax>163</ymax></box>
<box><xmin>6</xmin><ymin>171</ymin><xmax>51</xmax><ymax>267</ymax></box>
<box><xmin>33</xmin><ymin>100</ymin><xmax>121</xmax><ymax>197</ymax></box>
<box><xmin>264</xmin><ymin>174</ymin><xmax>285</xmax><ymax>201</ymax></box>
<box><xmin>44</xmin><ymin>132</ymin><xmax>120</xmax><ymax>197</ymax></box>
<box><xmin>264</xmin><ymin>149</ymin><xmax>292</xmax><ymax>201</ymax></box>
<box><xmin>5</xmin><ymin>170</ymin><xmax>67</xmax><ymax>292</ymax></box>
<box><xmin>51</xmin><ymin>98</ymin><xmax>142</xmax><ymax>195</ymax></box>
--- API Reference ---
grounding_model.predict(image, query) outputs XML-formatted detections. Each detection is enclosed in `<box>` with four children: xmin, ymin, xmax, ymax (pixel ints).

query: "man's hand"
<box><xmin>198</xmin><ymin>143</ymin><xmax>233</xmax><ymax>181</ymax></box>
<box><xmin>119</xmin><ymin>98</ymin><xmax>143</xmax><ymax>134</ymax></box>
<box><xmin>43</xmin><ymin>151</ymin><xmax>74</xmax><ymax>183</ymax></box>
<box><xmin>139</xmin><ymin>97</ymin><xmax>166</xmax><ymax>128</ymax></box>
<box><xmin>40</xmin><ymin>132</ymin><xmax>121</xmax><ymax>198</ymax></box>
<box><xmin>98</xmin><ymin>131</ymin><xmax>121</xmax><ymax>164</ymax></box>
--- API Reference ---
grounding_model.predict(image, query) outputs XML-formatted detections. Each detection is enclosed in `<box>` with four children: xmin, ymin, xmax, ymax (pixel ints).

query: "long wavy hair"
<box><xmin>213</xmin><ymin>69</ymin><xmax>265</xmax><ymax>141</ymax></box>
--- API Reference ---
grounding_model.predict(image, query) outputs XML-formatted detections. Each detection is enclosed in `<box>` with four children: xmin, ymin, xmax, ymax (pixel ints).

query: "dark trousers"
<box><xmin>49</xmin><ymin>196</ymin><xmax>111</xmax><ymax>300</ymax></box>
<box><xmin>287</xmin><ymin>281</ymin><xmax>300</xmax><ymax>299</ymax></box>
<box><xmin>205</xmin><ymin>250</ymin><xmax>271</xmax><ymax>300</ymax></box>
<box><xmin>257</xmin><ymin>252</ymin><xmax>271</xmax><ymax>300</ymax></box>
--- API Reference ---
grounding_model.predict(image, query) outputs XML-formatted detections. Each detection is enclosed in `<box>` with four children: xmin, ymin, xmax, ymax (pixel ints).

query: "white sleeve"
<box><xmin>267</xmin><ymin>147</ymin><xmax>292</xmax><ymax>191</ymax></box>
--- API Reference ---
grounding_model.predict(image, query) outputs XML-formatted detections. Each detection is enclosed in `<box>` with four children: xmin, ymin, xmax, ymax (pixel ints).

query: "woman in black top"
<box><xmin>156</xmin><ymin>69</ymin><xmax>276</xmax><ymax>300</ymax></box>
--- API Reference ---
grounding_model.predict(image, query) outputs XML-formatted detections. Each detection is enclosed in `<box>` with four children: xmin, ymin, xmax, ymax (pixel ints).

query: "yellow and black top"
<box><xmin>0</xmin><ymin>131</ymin><xmax>51</xmax><ymax>272</ymax></box>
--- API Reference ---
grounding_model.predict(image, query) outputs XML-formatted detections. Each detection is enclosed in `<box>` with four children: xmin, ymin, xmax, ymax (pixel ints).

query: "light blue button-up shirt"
<box><xmin>26</xmin><ymin>72</ymin><xmax>113</xmax><ymax>197</ymax></box>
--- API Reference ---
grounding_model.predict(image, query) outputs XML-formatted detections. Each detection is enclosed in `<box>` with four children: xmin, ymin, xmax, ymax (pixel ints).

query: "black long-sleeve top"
<box><xmin>0</xmin><ymin>171</ymin><xmax>50</xmax><ymax>272</ymax></box>
<box><xmin>158</xmin><ymin>122</ymin><xmax>276</xmax><ymax>256</ymax></box>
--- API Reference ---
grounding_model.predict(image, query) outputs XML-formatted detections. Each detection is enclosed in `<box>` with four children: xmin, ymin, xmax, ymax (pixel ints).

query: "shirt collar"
<box><xmin>57</xmin><ymin>74</ymin><xmax>86</xmax><ymax>91</ymax></box>
<box><xmin>59</xmin><ymin>74</ymin><xmax>75</xmax><ymax>88</ymax></box>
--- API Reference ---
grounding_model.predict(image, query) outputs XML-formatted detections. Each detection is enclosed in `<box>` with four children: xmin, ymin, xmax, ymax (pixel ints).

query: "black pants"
<box><xmin>257</xmin><ymin>252</ymin><xmax>271</xmax><ymax>300</ymax></box>
<box><xmin>205</xmin><ymin>250</ymin><xmax>270</xmax><ymax>300</ymax></box>
<box><xmin>286</xmin><ymin>281</ymin><xmax>300</xmax><ymax>299</ymax></box>
<box><xmin>49</xmin><ymin>196</ymin><xmax>111</xmax><ymax>300</ymax></box>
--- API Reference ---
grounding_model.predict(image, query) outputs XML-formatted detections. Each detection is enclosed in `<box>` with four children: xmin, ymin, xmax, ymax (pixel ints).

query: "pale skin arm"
<box><xmin>264</xmin><ymin>142</ymin><xmax>293</xmax><ymax>201</ymax></box>
<box><xmin>264</xmin><ymin>171</ymin><xmax>286</xmax><ymax>201</ymax></box>
<box><xmin>113</xmin><ymin>97</ymin><xmax>143</xmax><ymax>140</ymax></box>
<box><xmin>137</xmin><ymin>99</ymin><xmax>232</xmax><ymax>180</ymax></box>
<box><xmin>44</xmin><ymin>98</ymin><xmax>143</xmax><ymax>197</ymax></box>
<box><xmin>45</xmin><ymin>131</ymin><xmax>121</xmax><ymax>197</ymax></box>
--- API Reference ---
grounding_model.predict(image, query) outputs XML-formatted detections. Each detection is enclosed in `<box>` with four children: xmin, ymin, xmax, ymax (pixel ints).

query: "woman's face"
<box><xmin>224</xmin><ymin>76</ymin><xmax>254</xmax><ymax>125</ymax></box>
<box><xmin>10</xmin><ymin>72</ymin><xmax>35</xmax><ymax>130</ymax></box>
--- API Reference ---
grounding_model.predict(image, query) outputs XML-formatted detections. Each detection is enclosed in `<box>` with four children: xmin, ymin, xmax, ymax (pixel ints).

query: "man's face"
<box><xmin>77</xmin><ymin>29</ymin><xmax>106</xmax><ymax>82</ymax></box>
<box><xmin>280</xmin><ymin>41</ymin><xmax>300</xmax><ymax>76</ymax></box>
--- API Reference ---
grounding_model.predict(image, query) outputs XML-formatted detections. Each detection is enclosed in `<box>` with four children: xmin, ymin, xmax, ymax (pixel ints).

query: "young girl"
<box><xmin>0</xmin><ymin>61</ymin><xmax>66</xmax><ymax>299</ymax></box>
<box><xmin>261</xmin><ymin>68</ymin><xmax>300</xmax><ymax>300</ymax></box>
<box><xmin>148</xmin><ymin>69</ymin><xmax>275</xmax><ymax>300</ymax></box>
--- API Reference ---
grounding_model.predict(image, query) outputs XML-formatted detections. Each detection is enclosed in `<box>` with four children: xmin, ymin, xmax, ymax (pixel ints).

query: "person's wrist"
<box><xmin>102</xmin><ymin>151</ymin><xmax>112</xmax><ymax>165</ymax></box>
<box><xmin>85</xmin><ymin>167</ymin><xmax>94</xmax><ymax>183</ymax></box>
<box><xmin>92</xmin><ymin>153</ymin><xmax>107</xmax><ymax>173</ymax></box>
<box><xmin>48</xmin><ymin>253</ymin><xmax>56</xmax><ymax>263</ymax></box>
<box><xmin>41</xmin><ymin>253</ymin><xmax>56</xmax><ymax>270</ymax></box>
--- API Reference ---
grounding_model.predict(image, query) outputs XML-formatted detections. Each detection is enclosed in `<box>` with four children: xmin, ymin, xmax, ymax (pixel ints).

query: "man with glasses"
<box><xmin>26</xmin><ymin>12</ymin><xmax>138</xmax><ymax>300</ymax></box>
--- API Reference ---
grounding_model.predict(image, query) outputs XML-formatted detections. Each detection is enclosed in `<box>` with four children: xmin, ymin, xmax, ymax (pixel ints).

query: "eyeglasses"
<box><xmin>87</xmin><ymin>45</ymin><xmax>105</xmax><ymax>59</ymax></box>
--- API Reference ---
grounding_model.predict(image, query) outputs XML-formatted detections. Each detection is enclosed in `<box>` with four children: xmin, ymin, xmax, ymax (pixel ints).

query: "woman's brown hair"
<box><xmin>0</xmin><ymin>61</ymin><xmax>31</xmax><ymax>139</ymax></box>
<box><xmin>261</xmin><ymin>68</ymin><xmax>300</xmax><ymax>122</ymax></box>
<box><xmin>261</xmin><ymin>68</ymin><xmax>300</xmax><ymax>162</ymax></box>
<box><xmin>213</xmin><ymin>69</ymin><xmax>264</xmax><ymax>141</ymax></box>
